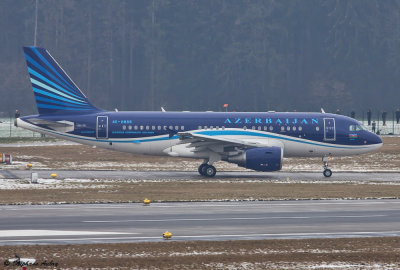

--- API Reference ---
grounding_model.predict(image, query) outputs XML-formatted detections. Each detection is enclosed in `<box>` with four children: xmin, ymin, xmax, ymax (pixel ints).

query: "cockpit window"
<box><xmin>349</xmin><ymin>124</ymin><xmax>367</xmax><ymax>131</ymax></box>
<box><xmin>359</xmin><ymin>124</ymin><xmax>368</xmax><ymax>130</ymax></box>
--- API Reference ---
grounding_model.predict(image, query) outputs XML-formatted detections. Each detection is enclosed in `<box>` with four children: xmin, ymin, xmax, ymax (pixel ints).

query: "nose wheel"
<box><xmin>322</xmin><ymin>156</ymin><xmax>332</xmax><ymax>177</ymax></box>
<box><xmin>198</xmin><ymin>163</ymin><xmax>217</xmax><ymax>177</ymax></box>
<box><xmin>323</xmin><ymin>168</ymin><xmax>332</xmax><ymax>177</ymax></box>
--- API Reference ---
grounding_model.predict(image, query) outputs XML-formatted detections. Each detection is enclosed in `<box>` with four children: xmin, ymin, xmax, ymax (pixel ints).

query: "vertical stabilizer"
<box><xmin>23</xmin><ymin>46</ymin><xmax>101</xmax><ymax>114</ymax></box>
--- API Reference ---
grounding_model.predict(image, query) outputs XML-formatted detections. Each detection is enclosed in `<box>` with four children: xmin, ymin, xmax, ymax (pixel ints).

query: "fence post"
<box><xmin>9</xmin><ymin>116</ymin><xmax>12</xmax><ymax>137</ymax></box>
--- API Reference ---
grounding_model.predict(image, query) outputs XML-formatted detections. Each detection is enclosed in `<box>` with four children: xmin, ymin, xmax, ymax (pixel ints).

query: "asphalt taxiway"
<box><xmin>1</xmin><ymin>200</ymin><xmax>400</xmax><ymax>245</ymax></box>
<box><xmin>1</xmin><ymin>170</ymin><xmax>400</xmax><ymax>182</ymax></box>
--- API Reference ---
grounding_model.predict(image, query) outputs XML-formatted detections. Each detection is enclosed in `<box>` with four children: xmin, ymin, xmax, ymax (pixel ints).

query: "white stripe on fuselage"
<box><xmin>17</xmin><ymin>118</ymin><xmax>380</xmax><ymax>158</ymax></box>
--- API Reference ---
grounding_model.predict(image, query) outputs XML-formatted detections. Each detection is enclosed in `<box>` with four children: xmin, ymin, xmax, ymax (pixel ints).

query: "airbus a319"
<box><xmin>16</xmin><ymin>47</ymin><xmax>382</xmax><ymax>177</ymax></box>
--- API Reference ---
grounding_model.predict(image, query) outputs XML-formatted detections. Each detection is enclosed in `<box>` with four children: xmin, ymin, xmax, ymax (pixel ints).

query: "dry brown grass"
<box><xmin>0</xmin><ymin>181</ymin><xmax>400</xmax><ymax>205</ymax></box>
<box><xmin>1</xmin><ymin>238</ymin><xmax>400</xmax><ymax>269</ymax></box>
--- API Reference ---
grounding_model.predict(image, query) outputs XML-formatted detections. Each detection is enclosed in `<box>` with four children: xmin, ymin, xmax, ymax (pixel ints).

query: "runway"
<box><xmin>1</xmin><ymin>169</ymin><xmax>400</xmax><ymax>182</ymax></box>
<box><xmin>1</xmin><ymin>200</ymin><xmax>400</xmax><ymax>245</ymax></box>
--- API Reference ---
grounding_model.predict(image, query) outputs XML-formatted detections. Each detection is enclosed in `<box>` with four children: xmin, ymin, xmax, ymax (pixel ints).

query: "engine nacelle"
<box><xmin>228</xmin><ymin>147</ymin><xmax>282</xmax><ymax>172</ymax></box>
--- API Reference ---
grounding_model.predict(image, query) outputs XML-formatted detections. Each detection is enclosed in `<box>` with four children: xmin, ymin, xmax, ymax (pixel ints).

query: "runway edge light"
<box><xmin>51</xmin><ymin>173</ymin><xmax>57</xmax><ymax>178</ymax></box>
<box><xmin>143</xmin><ymin>198</ymin><xmax>151</xmax><ymax>206</ymax></box>
<box><xmin>163</xmin><ymin>231</ymin><xmax>172</xmax><ymax>239</ymax></box>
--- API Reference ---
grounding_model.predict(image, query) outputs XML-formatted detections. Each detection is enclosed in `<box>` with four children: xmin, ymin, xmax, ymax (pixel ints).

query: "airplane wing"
<box><xmin>175</xmin><ymin>130</ymin><xmax>284</xmax><ymax>160</ymax></box>
<box><xmin>178</xmin><ymin>131</ymin><xmax>270</xmax><ymax>148</ymax></box>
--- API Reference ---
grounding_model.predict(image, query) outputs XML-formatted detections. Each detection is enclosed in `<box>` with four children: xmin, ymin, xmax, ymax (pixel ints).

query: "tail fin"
<box><xmin>23</xmin><ymin>46</ymin><xmax>101</xmax><ymax>115</ymax></box>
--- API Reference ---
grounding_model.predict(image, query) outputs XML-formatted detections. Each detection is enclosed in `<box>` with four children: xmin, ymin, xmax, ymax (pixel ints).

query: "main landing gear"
<box><xmin>198</xmin><ymin>163</ymin><xmax>217</xmax><ymax>177</ymax></box>
<box><xmin>322</xmin><ymin>156</ymin><xmax>332</xmax><ymax>177</ymax></box>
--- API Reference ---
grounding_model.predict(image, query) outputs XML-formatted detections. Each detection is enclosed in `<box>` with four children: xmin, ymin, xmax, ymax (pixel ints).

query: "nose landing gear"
<box><xmin>322</xmin><ymin>156</ymin><xmax>332</xmax><ymax>177</ymax></box>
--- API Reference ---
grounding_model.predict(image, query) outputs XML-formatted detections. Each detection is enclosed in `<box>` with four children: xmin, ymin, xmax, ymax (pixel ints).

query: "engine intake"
<box><xmin>228</xmin><ymin>147</ymin><xmax>282</xmax><ymax>172</ymax></box>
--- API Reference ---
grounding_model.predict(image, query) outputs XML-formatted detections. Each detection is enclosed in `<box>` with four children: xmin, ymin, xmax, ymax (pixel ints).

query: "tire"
<box><xmin>323</xmin><ymin>169</ymin><xmax>332</xmax><ymax>177</ymax></box>
<box><xmin>204</xmin><ymin>165</ymin><xmax>217</xmax><ymax>177</ymax></box>
<box><xmin>198</xmin><ymin>164</ymin><xmax>208</xmax><ymax>176</ymax></box>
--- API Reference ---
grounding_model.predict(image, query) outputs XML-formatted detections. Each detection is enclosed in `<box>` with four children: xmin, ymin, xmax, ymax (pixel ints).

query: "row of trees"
<box><xmin>1</xmin><ymin>0</ymin><xmax>399</xmax><ymax>115</ymax></box>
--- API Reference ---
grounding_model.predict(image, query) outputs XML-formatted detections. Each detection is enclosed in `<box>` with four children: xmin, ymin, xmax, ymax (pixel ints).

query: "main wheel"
<box><xmin>198</xmin><ymin>164</ymin><xmax>208</xmax><ymax>176</ymax></box>
<box><xmin>323</xmin><ymin>169</ymin><xmax>332</xmax><ymax>177</ymax></box>
<box><xmin>203</xmin><ymin>165</ymin><xmax>217</xmax><ymax>177</ymax></box>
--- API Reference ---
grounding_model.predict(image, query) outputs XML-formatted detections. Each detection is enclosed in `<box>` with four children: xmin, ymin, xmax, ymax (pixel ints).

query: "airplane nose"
<box><xmin>368</xmin><ymin>132</ymin><xmax>382</xmax><ymax>148</ymax></box>
<box><xmin>375</xmin><ymin>134</ymin><xmax>383</xmax><ymax>144</ymax></box>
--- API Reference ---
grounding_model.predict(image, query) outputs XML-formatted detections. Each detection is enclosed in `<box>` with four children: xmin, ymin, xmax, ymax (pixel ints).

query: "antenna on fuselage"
<box><xmin>321</xmin><ymin>108</ymin><xmax>326</xmax><ymax>114</ymax></box>
<box><xmin>161</xmin><ymin>107</ymin><xmax>166</xmax><ymax>112</ymax></box>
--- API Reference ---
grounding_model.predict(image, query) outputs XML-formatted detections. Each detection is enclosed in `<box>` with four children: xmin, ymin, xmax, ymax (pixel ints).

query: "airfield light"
<box><xmin>143</xmin><ymin>198</ymin><xmax>151</xmax><ymax>205</ymax></box>
<box><xmin>163</xmin><ymin>231</ymin><xmax>172</xmax><ymax>239</ymax></box>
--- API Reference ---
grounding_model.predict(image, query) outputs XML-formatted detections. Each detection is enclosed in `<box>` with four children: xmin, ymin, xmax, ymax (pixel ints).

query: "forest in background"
<box><xmin>1</xmin><ymin>0</ymin><xmax>399</xmax><ymax>116</ymax></box>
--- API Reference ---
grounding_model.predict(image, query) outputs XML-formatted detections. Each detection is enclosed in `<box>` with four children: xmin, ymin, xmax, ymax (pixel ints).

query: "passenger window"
<box><xmin>243</xmin><ymin>126</ymin><xmax>247</xmax><ymax>130</ymax></box>
<box><xmin>152</xmin><ymin>126</ymin><xmax>155</xmax><ymax>130</ymax></box>
<box><xmin>140</xmin><ymin>125</ymin><xmax>144</xmax><ymax>130</ymax></box>
<box><xmin>210</xmin><ymin>126</ymin><xmax>214</xmax><ymax>129</ymax></box>
<box><xmin>316</xmin><ymin>126</ymin><xmax>320</xmax><ymax>131</ymax></box>
<box><xmin>264</xmin><ymin>126</ymin><xmax>268</xmax><ymax>131</ymax></box>
<box><xmin>287</xmin><ymin>126</ymin><xmax>290</xmax><ymax>131</ymax></box>
<box><xmin>181</xmin><ymin>126</ymin><xmax>184</xmax><ymax>130</ymax></box>
<box><xmin>163</xmin><ymin>126</ymin><xmax>167</xmax><ymax>130</ymax></box>
<box><xmin>146</xmin><ymin>126</ymin><xmax>149</xmax><ymax>130</ymax></box>
<box><xmin>252</xmin><ymin>126</ymin><xmax>256</xmax><ymax>130</ymax></box>
<box><xmin>128</xmin><ymin>125</ymin><xmax>132</xmax><ymax>130</ymax></box>
<box><xmin>269</xmin><ymin>126</ymin><xmax>273</xmax><ymax>131</ymax></box>
<box><xmin>175</xmin><ymin>126</ymin><xmax>179</xmax><ymax>130</ymax></box>
<box><xmin>222</xmin><ymin>126</ymin><xmax>225</xmax><ymax>130</ymax></box>
<box><xmin>281</xmin><ymin>126</ymin><xmax>285</xmax><ymax>131</ymax></box>
<box><xmin>293</xmin><ymin>126</ymin><xmax>297</xmax><ymax>131</ymax></box>
<box><xmin>299</xmin><ymin>126</ymin><xmax>303</xmax><ymax>131</ymax></box>
<box><xmin>216</xmin><ymin>126</ymin><xmax>219</xmax><ymax>130</ymax></box>
<box><xmin>134</xmin><ymin>125</ymin><xmax>138</xmax><ymax>130</ymax></box>
<box><xmin>122</xmin><ymin>125</ymin><xmax>126</xmax><ymax>130</ymax></box>
<box><xmin>157</xmin><ymin>126</ymin><xmax>161</xmax><ymax>130</ymax></box>
<box><xmin>258</xmin><ymin>126</ymin><xmax>261</xmax><ymax>131</ymax></box>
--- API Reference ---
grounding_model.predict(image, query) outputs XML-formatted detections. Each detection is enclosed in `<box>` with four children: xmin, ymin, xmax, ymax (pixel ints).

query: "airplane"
<box><xmin>16</xmin><ymin>47</ymin><xmax>383</xmax><ymax>177</ymax></box>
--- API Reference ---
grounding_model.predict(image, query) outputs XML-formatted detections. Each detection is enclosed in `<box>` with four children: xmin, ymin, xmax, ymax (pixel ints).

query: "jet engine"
<box><xmin>228</xmin><ymin>146</ymin><xmax>282</xmax><ymax>172</ymax></box>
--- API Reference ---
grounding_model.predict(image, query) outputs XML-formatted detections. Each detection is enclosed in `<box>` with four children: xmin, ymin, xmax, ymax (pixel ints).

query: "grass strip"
<box><xmin>1</xmin><ymin>182</ymin><xmax>400</xmax><ymax>205</ymax></box>
<box><xmin>1</xmin><ymin>237</ymin><xmax>400</xmax><ymax>269</ymax></box>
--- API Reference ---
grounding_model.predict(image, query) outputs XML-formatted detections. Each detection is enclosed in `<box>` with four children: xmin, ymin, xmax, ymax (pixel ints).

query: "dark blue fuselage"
<box><xmin>21</xmin><ymin>111</ymin><xmax>382</xmax><ymax>147</ymax></box>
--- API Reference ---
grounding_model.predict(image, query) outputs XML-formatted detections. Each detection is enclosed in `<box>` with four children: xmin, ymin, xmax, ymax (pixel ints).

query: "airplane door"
<box><xmin>323</xmin><ymin>118</ymin><xmax>336</xmax><ymax>141</ymax></box>
<box><xmin>96</xmin><ymin>116</ymin><xmax>108</xmax><ymax>139</ymax></box>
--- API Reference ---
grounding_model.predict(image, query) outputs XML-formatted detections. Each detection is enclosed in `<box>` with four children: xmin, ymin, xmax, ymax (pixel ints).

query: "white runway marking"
<box><xmin>0</xmin><ymin>230</ymin><xmax>130</xmax><ymax>237</ymax></box>
<box><xmin>83</xmin><ymin>214</ymin><xmax>386</xmax><ymax>223</ymax></box>
<box><xmin>173</xmin><ymin>230</ymin><xmax>400</xmax><ymax>238</ymax></box>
